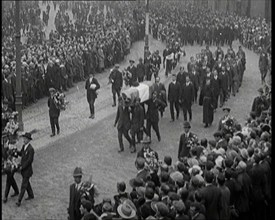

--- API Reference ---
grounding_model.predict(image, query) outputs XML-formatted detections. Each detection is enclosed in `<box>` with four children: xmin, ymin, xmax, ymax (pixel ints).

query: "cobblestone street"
<box><xmin>2</xmin><ymin>33</ymin><xmax>264</xmax><ymax>219</ymax></box>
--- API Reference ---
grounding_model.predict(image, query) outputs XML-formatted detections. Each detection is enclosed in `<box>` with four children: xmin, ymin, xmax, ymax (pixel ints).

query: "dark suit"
<box><xmin>219</xmin><ymin>71</ymin><xmax>228</xmax><ymax>106</ymax></box>
<box><xmin>168</xmin><ymin>81</ymin><xmax>180</xmax><ymax>120</ymax></box>
<box><xmin>17</xmin><ymin>143</ymin><xmax>35</xmax><ymax>202</ymax></box>
<box><xmin>68</xmin><ymin>183</ymin><xmax>83</xmax><ymax>220</ymax></box>
<box><xmin>114</xmin><ymin>106</ymin><xmax>132</xmax><ymax>150</ymax></box>
<box><xmin>136</xmin><ymin>169</ymin><xmax>150</xmax><ymax>182</ymax></box>
<box><xmin>145</xmin><ymin>99</ymin><xmax>161</xmax><ymax>141</ymax></box>
<box><xmin>211</xmin><ymin>76</ymin><xmax>220</xmax><ymax>109</ymax></box>
<box><xmin>109</xmin><ymin>69</ymin><xmax>123</xmax><ymax>105</ymax></box>
<box><xmin>85</xmin><ymin>77</ymin><xmax>100</xmax><ymax>116</ymax></box>
<box><xmin>136</xmin><ymin>62</ymin><xmax>145</xmax><ymax>82</ymax></box>
<box><xmin>189</xmin><ymin>71</ymin><xmax>200</xmax><ymax>102</ymax></box>
<box><xmin>248</xmin><ymin>163</ymin><xmax>268</xmax><ymax>220</ymax></box>
<box><xmin>140</xmin><ymin>201</ymin><xmax>155</xmax><ymax>219</ymax></box>
<box><xmin>131</xmin><ymin>104</ymin><xmax>145</xmax><ymax>147</ymax></box>
<box><xmin>180</xmin><ymin>82</ymin><xmax>194</xmax><ymax>121</ymax></box>
<box><xmin>48</xmin><ymin>96</ymin><xmax>60</xmax><ymax>135</ymax></box>
<box><xmin>251</xmin><ymin>96</ymin><xmax>269</xmax><ymax>117</ymax></box>
<box><xmin>200</xmin><ymin>184</ymin><xmax>222</xmax><ymax>220</ymax></box>
<box><xmin>178</xmin><ymin>132</ymin><xmax>196</xmax><ymax>159</ymax></box>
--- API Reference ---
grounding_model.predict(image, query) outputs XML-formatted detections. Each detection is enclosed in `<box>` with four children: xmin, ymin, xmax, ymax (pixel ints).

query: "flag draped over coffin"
<box><xmin>122</xmin><ymin>81</ymin><xmax>155</xmax><ymax>103</ymax></box>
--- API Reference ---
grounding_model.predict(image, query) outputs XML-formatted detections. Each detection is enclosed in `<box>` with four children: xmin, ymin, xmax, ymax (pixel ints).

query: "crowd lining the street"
<box><xmin>1</xmin><ymin>1</ymin><xmax>272</xmax><ymax>220</ymax></box>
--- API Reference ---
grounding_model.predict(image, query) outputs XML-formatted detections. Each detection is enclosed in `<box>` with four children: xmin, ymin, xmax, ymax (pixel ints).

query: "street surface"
<box><xmin>2</xmin><ymin>2</ymin><xmax>267</xmax><ymax>220</ymax></box>
<box><xmin>2</xmin><ymin>36</ymin><xmax>264</xmax><ymax>220</ymax></box>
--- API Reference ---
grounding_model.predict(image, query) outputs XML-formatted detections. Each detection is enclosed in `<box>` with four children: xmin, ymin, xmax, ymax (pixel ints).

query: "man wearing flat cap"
<box><xmin>251</xmin><ymin>88</ymin><xmax>269</xmax><ymax>117</ymax></box>
<box><xmin>68</xmin><ymin>167</ymin><xmax>83</xmax><ymax>220</ymax></box>
<box><xmin>16</xmin><ymin>132</ymin><xmax>35</xmax><ymax>207</ymax></box>
<box><xmin>109</xmin><ymin>64</ymin><xmax>123</xmax><ymax>107</ymax></box>
<box><xmin>178</xmin><ymin>121</ymin><xmax>198</xmax><ymax>160</ymax></box>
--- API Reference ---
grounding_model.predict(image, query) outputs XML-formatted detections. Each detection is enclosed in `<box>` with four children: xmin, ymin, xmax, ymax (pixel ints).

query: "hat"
<box><xmin>240</xmin><ymin>148</ymin><xmax>249</xmax><ymax>160</ymax></box>
<box><xmin>236</xmin><ymin>161</ymin><xmax>247</xmax><ymax>170</ymax></box>
<box><xmin>224</xmin><ymin>158</ymin><xmax>233</xmax><ymax>168</ymax></box>
<box><xmin>129</xmin><ymin>59</ymin><xmax>135</xmax><ymax>63</ymax></box>
<box><xmin>170</xmin><ymin>171</ymin><xmax>183</xmax><ymax>183</ymax></box>
<box><xmin>213</xmin><ymin>131</ymin><xmax>223</xmax><ymax>138</ymax></box>
<box><xmin>115</xmin><ymin>63</ymin><xmax>120</xmax><ymax>68</ymax></box>
<box><xmin>258</xmin><ymin>88</ymin><xmax>264</xmax><ymax>93</ymax></box>
<box><xmin>232</xmin><ymin>136</ymin><xmax>241</xmax><ymax>145</ymax></box>
<box><xmin>187</xmin><ymin>158</ymin><xmax>199</xmax><ymax>167</ymax></box>
<box><xmin>215</xmin><ymin>148</ymin><xmax>226</xmax><ymax>156</ymax></box>
<box><xmin>81</xmin><ymin>199</ymin><xmax>93</xmax><ymax>211</ymax></box>
<box><xmin>172</xmin><ymin>200</ymin><xmax>185</xmax><ymax>213</ymax></box>
<box><xmin>102</xmin><ymin>202</ymin><xmax>113</xmax><ymax>212</ymax></box>
<box><xmin>73</xmin><ymin>167</ymin><xmax>83</xmax><ymax>177</ymax></box>
<box><xmin>151</xmin><ymin>202</ymin><xmax>169</xmax><ymax>217</ymax></box>
<box><xmin>183</xmin><ymin>121</ymin><xmax>191</xmax><ymax>128</ymax></box>
<box><xmin>49</xmin><ymin>88</ymin><xmax>56</xmax><ymax>93</ymax></box>
<box><xmin>117</xmin><ymin>202</ymin><xmax>136</xmax><ymax>219</ymax></box>
<box><xmin>199</xmin><ymin>155</ymin><xmax>207</xmax><ymax>165</ymax></box>
<box><xmin>222</xmin><ymin>107</ymin><xmax>231</xmax><ymax>112</ymax></box>
<box><xmin>136</xmin><ymin>186</ymin><xmax>145</xmax><ymax>197</ymax></box>
<box><xmin>129</xmin><ymin>178</ymin><xmax>144</xmax><ymax>188</ymax></box>
<box><xmin>215</xmin><ymin>155</ymin><xmax>224</xmax><ymax>168</ymax></box>
<box><xmin>21</xmin><ymin>132</ymin><xmax>32</xmax><ymax>140</ymax></box>
<box><xmin>188</xmin><ymin>165</ymin><xmax>203</xmax><ymax>176</ymax></box>
<box><xmin>168</xmin><ymin>192</ymin><xmax>180</xmax><ymax>201</ymax></box>
<box><xmin>208</xmin><ymin>140</ymin><xmax>217</xmax><ymax>147</ymax></box>
<box><xmin>191</xmin><ymin>175</ymin><xmax>200</xmax><ymax>187</ymax></box>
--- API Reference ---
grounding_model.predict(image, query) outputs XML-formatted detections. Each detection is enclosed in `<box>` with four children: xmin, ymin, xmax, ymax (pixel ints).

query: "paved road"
<box><xmin>2</xmin><ymin>35</ymin><xmax>263</xmax><ymax>219</ymax></box>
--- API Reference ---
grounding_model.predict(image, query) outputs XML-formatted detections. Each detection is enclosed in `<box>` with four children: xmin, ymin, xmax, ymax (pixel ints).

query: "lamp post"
<box><xmin>15</xmin><ymin>0</ymin><xmax>23</xmax><ymax>131</ymax></box>
<box><xmin>144</xmin><ymin>0</ymin><xmax>149</xmax><ymax>60</ymax></box>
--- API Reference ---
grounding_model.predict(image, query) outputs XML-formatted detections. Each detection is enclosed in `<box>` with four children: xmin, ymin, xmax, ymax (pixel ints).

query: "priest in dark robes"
<box><xmin>200</xmin><ymin>77</ymin><xmax>214</xmax><ymax>128</ymax></box>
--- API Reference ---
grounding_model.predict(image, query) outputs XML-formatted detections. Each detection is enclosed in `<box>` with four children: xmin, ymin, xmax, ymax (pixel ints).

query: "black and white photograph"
<box><xmin>2</xmin><ymin>0</ymin><xmax>271</xmax><ymax>219</ymax></box>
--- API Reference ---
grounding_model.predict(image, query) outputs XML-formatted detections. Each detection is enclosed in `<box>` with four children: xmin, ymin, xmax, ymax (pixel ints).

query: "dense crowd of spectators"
<box><xmin>69</xmin><ymin>85</ymin><xmax>271</xmax><ymax>220</ymax></box>
<box><xmin>149</xmin><ymin>0</ymin><xmax>271</xmax><ymax>53</ymax></box>
<box><xmin>1</xmin><ymin>0</ymin><xmax>271</xmax><ymax>111</ymax></box>
<box><xmin>2</xmin><ymin>1</ymin><xmax>145</xmax><ymax>110</ymax></box>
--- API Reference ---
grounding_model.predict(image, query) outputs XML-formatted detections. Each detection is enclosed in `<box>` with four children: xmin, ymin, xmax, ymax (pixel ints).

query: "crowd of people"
<box><xmin>1</xmin><ymin>1</ymin><xmax>272</xmax><ymax>220</ymax></box>
<box><xmin>66</xmin><ymin>84</ymin><xmax>271</xmax><ymax>220</ymax></box>
<box><xmin>2</xmin><ymin>1</ymin><xmax>145</xmax><ymax>111</ymax></box>
<box><xmin>149</xmin><ymin>0</ymin><xmax>271</xmax><ymax>54</ymax></box>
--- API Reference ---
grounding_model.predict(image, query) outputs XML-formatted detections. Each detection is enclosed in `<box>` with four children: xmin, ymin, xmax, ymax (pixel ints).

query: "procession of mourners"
<box><xmin>2</xmin><ymin>1</ymin><xmax>271</xmax><ymax>220</ymax></box>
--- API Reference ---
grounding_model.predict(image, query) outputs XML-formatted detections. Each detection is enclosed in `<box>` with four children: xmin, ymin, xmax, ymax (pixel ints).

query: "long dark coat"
<box><xmin>68</xmin><ymin>183</ymin><xmax>82</xmax><ymax>220</ymax></box>
<box><xmin>85</xmin><ymin>77</ymin><xmax>100</xmax><ymax>102</ymax></box>
<box><xmin>131</xmin><ymin>104</ymin><xmax>144</xmax><ymax>133</ymax></box>
<box><xmin>18</xmin><ymin>144</ymin><xmax>35</xmax><ymax>178</ymax></box>
<box><xmin>48</xmin><ymin>96</ymin><xmax>60</xmax><ymax>118</ymax></box>
<box><xmin>200</xmin><ymin>84</ymin><xmax>214</xmax><ymax>124</ymax></box>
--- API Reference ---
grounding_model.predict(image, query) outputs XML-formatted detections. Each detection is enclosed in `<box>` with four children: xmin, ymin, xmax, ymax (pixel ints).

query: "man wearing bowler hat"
<box><xmin>16</xmin><ymin>132</ymin><xmax>35</xmax><ymax>207</ymax></box>
<box><xmin>68</xmin><ymin>167</ymin><xmax>83</xmax><ymax>220</ymax></box>
<box><xmin>178</xmin><ymin>121</ymin><xmax>198</xmax><ymax>160</ymax></box>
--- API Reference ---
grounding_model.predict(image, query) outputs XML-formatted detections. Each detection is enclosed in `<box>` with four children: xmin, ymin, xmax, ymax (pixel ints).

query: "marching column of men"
<box><xmin>111</xmin><ymin>41</ymin><xmax>247</xmax><ymax>152</ymax></box>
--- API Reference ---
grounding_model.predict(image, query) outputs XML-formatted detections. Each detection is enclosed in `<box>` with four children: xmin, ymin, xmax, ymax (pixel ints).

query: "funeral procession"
<box><xmin>1</xmin><ymin>0</ymin><xmax>272</xmax><ymax>220</ymax></box>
